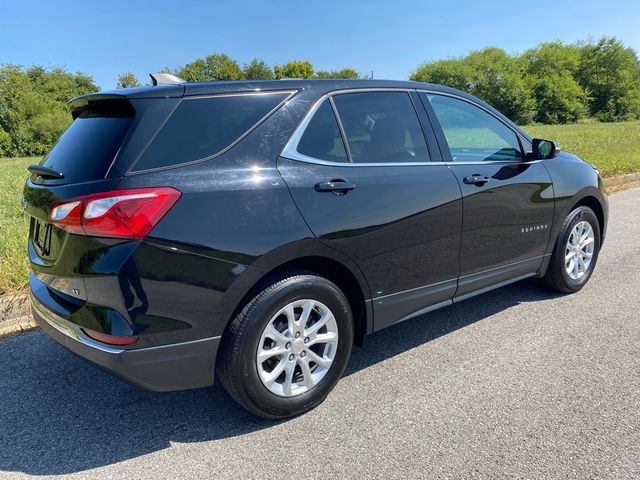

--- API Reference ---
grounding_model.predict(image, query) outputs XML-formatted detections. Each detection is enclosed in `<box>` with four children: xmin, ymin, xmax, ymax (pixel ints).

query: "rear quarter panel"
<box><xmin>113</xmin><ymin>90</ymin><xmax>371</xmax><ymax>342</ymax></box>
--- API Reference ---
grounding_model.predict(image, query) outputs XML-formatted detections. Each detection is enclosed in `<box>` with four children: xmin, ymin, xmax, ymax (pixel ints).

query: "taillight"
<box><xmin>49</xmin><ymin>187</ymin><xmax>181</xmax><ymax>240</ymax></box>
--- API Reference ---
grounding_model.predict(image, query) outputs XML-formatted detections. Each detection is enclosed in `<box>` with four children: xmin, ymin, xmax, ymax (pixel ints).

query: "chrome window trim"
<box><xmin>281</xmin><ymin>93</ymin><xmax>338</xmax><ymax>165</ymax></box>
<box><xmin>280</xmin><ymin>156</ymin><xmax>542</xmax><ymax>168</ymax></box>
<box><xmin>281</xmin><ymin>88</ymin><xmax>439</xmax><ymax>167</ymax></box>
<box><xmin>128</xmin><ymin>90</ymin><xmax>298</xmax><ymax>174</ymax></box>
<box><xmin>281</xmin><ymin>87</ymin><xmax>536</xmax><ymax>167</ymax></box>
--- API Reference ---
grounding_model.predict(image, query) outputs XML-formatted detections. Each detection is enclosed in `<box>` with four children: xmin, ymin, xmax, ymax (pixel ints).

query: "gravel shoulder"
<box><xmin>0</xmin><ymin>294</ymin><xmax>34</xmax><ymax>338</ymax></box>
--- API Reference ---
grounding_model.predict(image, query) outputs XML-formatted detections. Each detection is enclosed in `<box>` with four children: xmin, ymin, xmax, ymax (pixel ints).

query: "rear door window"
<box><xmin>331</xmin><ymin>92</ymin><xmax>429</xmax><ymax>164</ymax></box>
<box><xmin>133</xmin><ymin>92</ymin><xmax>290</xmax><ymax>171</ymax></box>
<box><xmin>296</xmin><ymin>100</ymin><xmax>348</xmax><ymax>162</ymax></box>
<box><xmin>35</xmin><ymin>99</ymin><xmax>134</xmax><ymax>184</ymax></box>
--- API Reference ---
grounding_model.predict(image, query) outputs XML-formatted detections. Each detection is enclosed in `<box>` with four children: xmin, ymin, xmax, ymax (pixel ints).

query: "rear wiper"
<box><xmin>28</xmin><ymin>164</ymin><xmax>64</xmax><ymax>179</ymax></box>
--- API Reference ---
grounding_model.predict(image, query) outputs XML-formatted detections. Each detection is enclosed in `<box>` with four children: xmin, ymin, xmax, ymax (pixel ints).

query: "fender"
<box><xmin>538</xmin><ymin>153</ymin><xmax>608</xmax><ymax>276</ymax></box>
<box><xmin>214</xmin><ymin>237</ymin><xmax>374</xmax><ymax>337</ymax></box>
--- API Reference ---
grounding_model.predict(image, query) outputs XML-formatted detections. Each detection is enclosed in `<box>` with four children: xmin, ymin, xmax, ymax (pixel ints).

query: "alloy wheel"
<box><xmin>256</xmin><ymin>299</ymin><xmax>339</xmax><ymax>397</ymax></box>
<box><xmin>565</xmin><ymin>220</ymin><xmax>595</xmax><ymax>280</ymax></box>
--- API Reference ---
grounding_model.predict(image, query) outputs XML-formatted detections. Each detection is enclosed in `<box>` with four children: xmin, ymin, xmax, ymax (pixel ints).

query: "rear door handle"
<box><xmin>314</xmin><ymin>180</ymin><xmax>356</xmax><ymax>194</ymax></box>
<box><xmin>463</xmin><ymin>175</ymin><xmax>489</xmax><ymax>186</ymax></box>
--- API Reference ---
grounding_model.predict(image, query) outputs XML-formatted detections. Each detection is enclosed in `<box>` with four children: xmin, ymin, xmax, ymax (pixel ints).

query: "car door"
<box><xmin>419</xmin><ymin>92</ymin><xmax>555</xmax><ymax>299</ymax></box>
<box><xmin>278</xmin><ymin>90</ymin><xmax>462</xmax><ymax>330</ymax></box>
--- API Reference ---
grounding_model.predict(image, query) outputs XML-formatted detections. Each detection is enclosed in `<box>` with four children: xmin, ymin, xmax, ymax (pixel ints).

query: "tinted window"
<box><xmin>332</xmin><ymin>92</ymin><xmax>428</xmax><ymax>163</ymax></box>
<box><xmin>297</xmin><ymin>100</ymin><xmax>348</xmax><ymax>162</ymax></box>
<box><xmin>38</xmin><ymin>100</ymin><xmax>133</xmax><ymax>184</ymax></box>
<box><xmin>134</xmin><ymin>92</ymin><xmax>289</xmax><ymax>171</ymax></box>
<box><xmin>424</xmin><ymin>94</ymin><xmax>522</xmax><ymax>162</ymax></box>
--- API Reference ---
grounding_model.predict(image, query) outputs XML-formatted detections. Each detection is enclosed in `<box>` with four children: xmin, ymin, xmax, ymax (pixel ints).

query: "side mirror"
<box><xmin>531</xmin><ymin>138</ymin><xmax>560</xmax><ymax>160</ymax></box>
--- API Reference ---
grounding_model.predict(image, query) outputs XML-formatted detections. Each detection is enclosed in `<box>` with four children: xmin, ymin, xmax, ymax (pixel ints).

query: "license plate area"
<box><xmin>33</xmin><ymin>219</ymin><xmax>52</xmax><ymax>256</ymax></box>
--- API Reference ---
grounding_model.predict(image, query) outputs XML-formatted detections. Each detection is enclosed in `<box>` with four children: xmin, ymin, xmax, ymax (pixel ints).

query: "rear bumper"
<box><xmin>32</xmin><ymin>299</ymin><xmax>220</xmax><ymax>392</ymax></box>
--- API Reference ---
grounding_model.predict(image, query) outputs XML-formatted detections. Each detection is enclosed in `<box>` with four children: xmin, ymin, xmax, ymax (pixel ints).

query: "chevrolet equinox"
<box><xmin>24</xmin><ymin>78</ymin><xmax>608</xmax><ymax>418</ymax></box>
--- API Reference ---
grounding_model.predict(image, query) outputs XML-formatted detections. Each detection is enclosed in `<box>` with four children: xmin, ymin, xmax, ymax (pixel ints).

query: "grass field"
<box><xmin>524</xmin><ymin>120</ymin><xmax>640</xmax><ymax>176</ymax></box>
<box><xmin>1</xmin><ymin>157</ymin><xmax>31</xmax><ymax>295</ymax></box>
<box><xmin>1</xmin><ymin>120</ymin><xmax>639</xmax><ymax>295</ymax></box>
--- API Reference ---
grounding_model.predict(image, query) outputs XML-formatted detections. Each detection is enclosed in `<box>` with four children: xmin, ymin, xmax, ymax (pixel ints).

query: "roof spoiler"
<box><xmin>149</xmin><ymin>73</ymin><xmax>186</xmax><ymax>86</ymax></box>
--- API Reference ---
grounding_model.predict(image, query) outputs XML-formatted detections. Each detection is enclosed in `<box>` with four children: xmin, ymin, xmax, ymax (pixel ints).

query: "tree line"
<box><xmin>411</xmin><ymin>37</ymin><xmax>640</xmax><ymax>124</ymax></box>
<box><xmin>117</xmin><ymin>57</ymin><xmax>359</xmax><ymax>88</ymax></box>
<box><xmin>0</xmin><ymin>66</ymin><xmax>98</xmax><ymax>157</ymax></box>
<box><xmin>1</xmin><ymin>36</ymin><xmax>639</xmax><ymax>158</ymax></box>
<box><xmin>0</xmin><ymin>57</ymin><xmax>358</xmax><ymax>157</ymax></box>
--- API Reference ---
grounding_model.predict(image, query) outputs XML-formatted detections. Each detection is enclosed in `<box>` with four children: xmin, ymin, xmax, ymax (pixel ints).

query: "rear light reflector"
<box><xmin>50</xmin><ymin>201</ymin><xmax>81</xmax><ymax>221</ymax></box>
<box><xmin>82</xmin><ymin>328</ymin><xmax>139</xmax><ymax>346</ymax></box>
<box><xmin>49</xmin><ymin>187</ymin><xmax>181</xmax><ymax>240</ymax></box>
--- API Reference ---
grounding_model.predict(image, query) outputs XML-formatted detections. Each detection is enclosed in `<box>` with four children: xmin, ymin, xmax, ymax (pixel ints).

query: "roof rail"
<box><xmin>149</xmin><ymin>73</ymin><xmax>186</xmax><ymax>86</ymax></box>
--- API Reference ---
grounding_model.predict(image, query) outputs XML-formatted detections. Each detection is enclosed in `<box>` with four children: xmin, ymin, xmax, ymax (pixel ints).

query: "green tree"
<box><xmin>522</xmin><ymin>42</ymin><xmax>587</xmax><ymax>123</ymax></box>
<box><xmin>204</xmin><ymin>53</ymin><xmax>243</xmax><ymax>80</ymax></box>
<box><xmin>27</xmin><ymin>66</ymin><xmax>96</xmax><ymax>103</ymax></box>
<box><xmin>410</xmin><ymin>57</ymin><xmax>476</xmax><ymax>91</ymax></box>
<box><xmin>577</xmin><ymin>36</ymin><xmax>640</xmax><ymax>121</ymax></box>
<box><xmin>315</xmin><ymin>68</ymin><xmax>359</xmax><ymax>79</ymax></box>
<box><xmin>411</xmin><ymin>48</ymin><xmax>534</xmax><ymax>124</ymax></box>
<box><xmin>242</xmin><ymin>58</ymin><xmax>274</xmax><ymax>80</ymax></box>
<box><xmin>466</xmin><ymin>48</ymin><xmax>534</xmax><ymax>124</ymax></box>
<box><xmin>0</xmin><ymin>64</ymin><xmax>98</xmax><ymax>157</ymax></box>
<box><xmin>176</xmin><ymin>53</ymin><xmax>243</xmax><ymax>81</ymax></box>
<box><xmin>176</xmin><ymin>59</ymin><xmax>208</xmax><ymax>82</ymax></box>
<box><xmin>274</xmin><ymin>60</ymin><xmax>314</xmax><ymax>79</ymax></box>
<box><xmin>117</xmin><ymin>72</ymin><xmax>141</xmax><ymax>89</ymax></box>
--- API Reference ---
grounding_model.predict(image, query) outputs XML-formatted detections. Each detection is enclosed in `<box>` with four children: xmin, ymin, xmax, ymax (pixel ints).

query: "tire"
<box><xmin>543</xmin><ymin>206</ymin><xmax>601</xmax><ymax>293</ymax></box>
<box><xmin>216</xmin><ymin>273</ymin><xmax>353</xmax><ymax>419</ymax></box>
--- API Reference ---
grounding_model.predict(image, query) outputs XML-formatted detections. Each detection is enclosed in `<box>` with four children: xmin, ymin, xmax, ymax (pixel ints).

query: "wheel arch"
<box><xmin>218</xmin><ymin>243</ymin><xmax>373</xmax><ymax>346</ymax></box>
<box><xmin>571</xmin><ymin>195</ymin><xmax>606</xmax><ymax>243</ymax></box>
<box><xmin>538</xmin><ymin>188</ymin><xmax>607</xmax><ymax>278</ymax></box>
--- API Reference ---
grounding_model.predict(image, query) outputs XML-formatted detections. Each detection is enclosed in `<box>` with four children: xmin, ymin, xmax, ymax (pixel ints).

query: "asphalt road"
<box><xmin>1</xmin><ymin>188</ymin><xmax>639</xmax><ymax>480</ymax></box>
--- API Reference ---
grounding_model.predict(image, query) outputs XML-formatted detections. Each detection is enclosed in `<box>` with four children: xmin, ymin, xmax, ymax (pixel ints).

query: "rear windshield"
<box><xmin>37</xmin><ymin>99</ymin><xmax>134</xmax><ymax>184</ymax></box>
<box><xmin>132</xmin><ymin>92</ymin><xmax>290</xmax><ymax>171</ymax></box>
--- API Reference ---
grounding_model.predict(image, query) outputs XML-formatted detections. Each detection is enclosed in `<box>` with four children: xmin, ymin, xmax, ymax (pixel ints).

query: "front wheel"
<box><xmin>216</xmin><ymin>273</ymin><xmax>353</xmax><ymax>419</ymax></box>
<box><xmin>543</xmin><ymin>206</ymin><xmax>601</xmax><ymax>293</ymax></box>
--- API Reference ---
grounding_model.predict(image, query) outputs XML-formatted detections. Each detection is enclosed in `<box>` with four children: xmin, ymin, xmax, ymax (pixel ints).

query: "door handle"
<box><xmin>463</xmin><ymin>175</ymin><xmax>489</xmax><ymax>186</ymax></box>
<box><xmin>314</xmin><ymin>180</ymin><xmax>356</xmax><ymax>195</ymax></box>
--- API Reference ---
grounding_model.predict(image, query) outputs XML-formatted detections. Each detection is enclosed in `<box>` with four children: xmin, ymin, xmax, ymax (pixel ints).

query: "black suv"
<box><xmin>24</xmin><ymin>79</ymin><xmax>608</xmax><ymax>418</ymax></box>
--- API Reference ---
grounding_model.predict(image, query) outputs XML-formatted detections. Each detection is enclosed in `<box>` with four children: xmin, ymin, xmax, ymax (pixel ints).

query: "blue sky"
<box><xmin>1</xmin><ymin>0</ymin><xmax>639</xmax><ymax>89</ymax></box>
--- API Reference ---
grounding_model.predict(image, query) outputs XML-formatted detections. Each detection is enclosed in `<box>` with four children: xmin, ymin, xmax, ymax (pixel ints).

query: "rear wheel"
<box><xmin>543</xmin><ymin>206</ymin><xmax>601</xmax><ymax>293</ymax></box>
<box><xmin>216</xmin><ymin>273</ymin><xmax>353</xmax><ymax>419</ymax></box>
